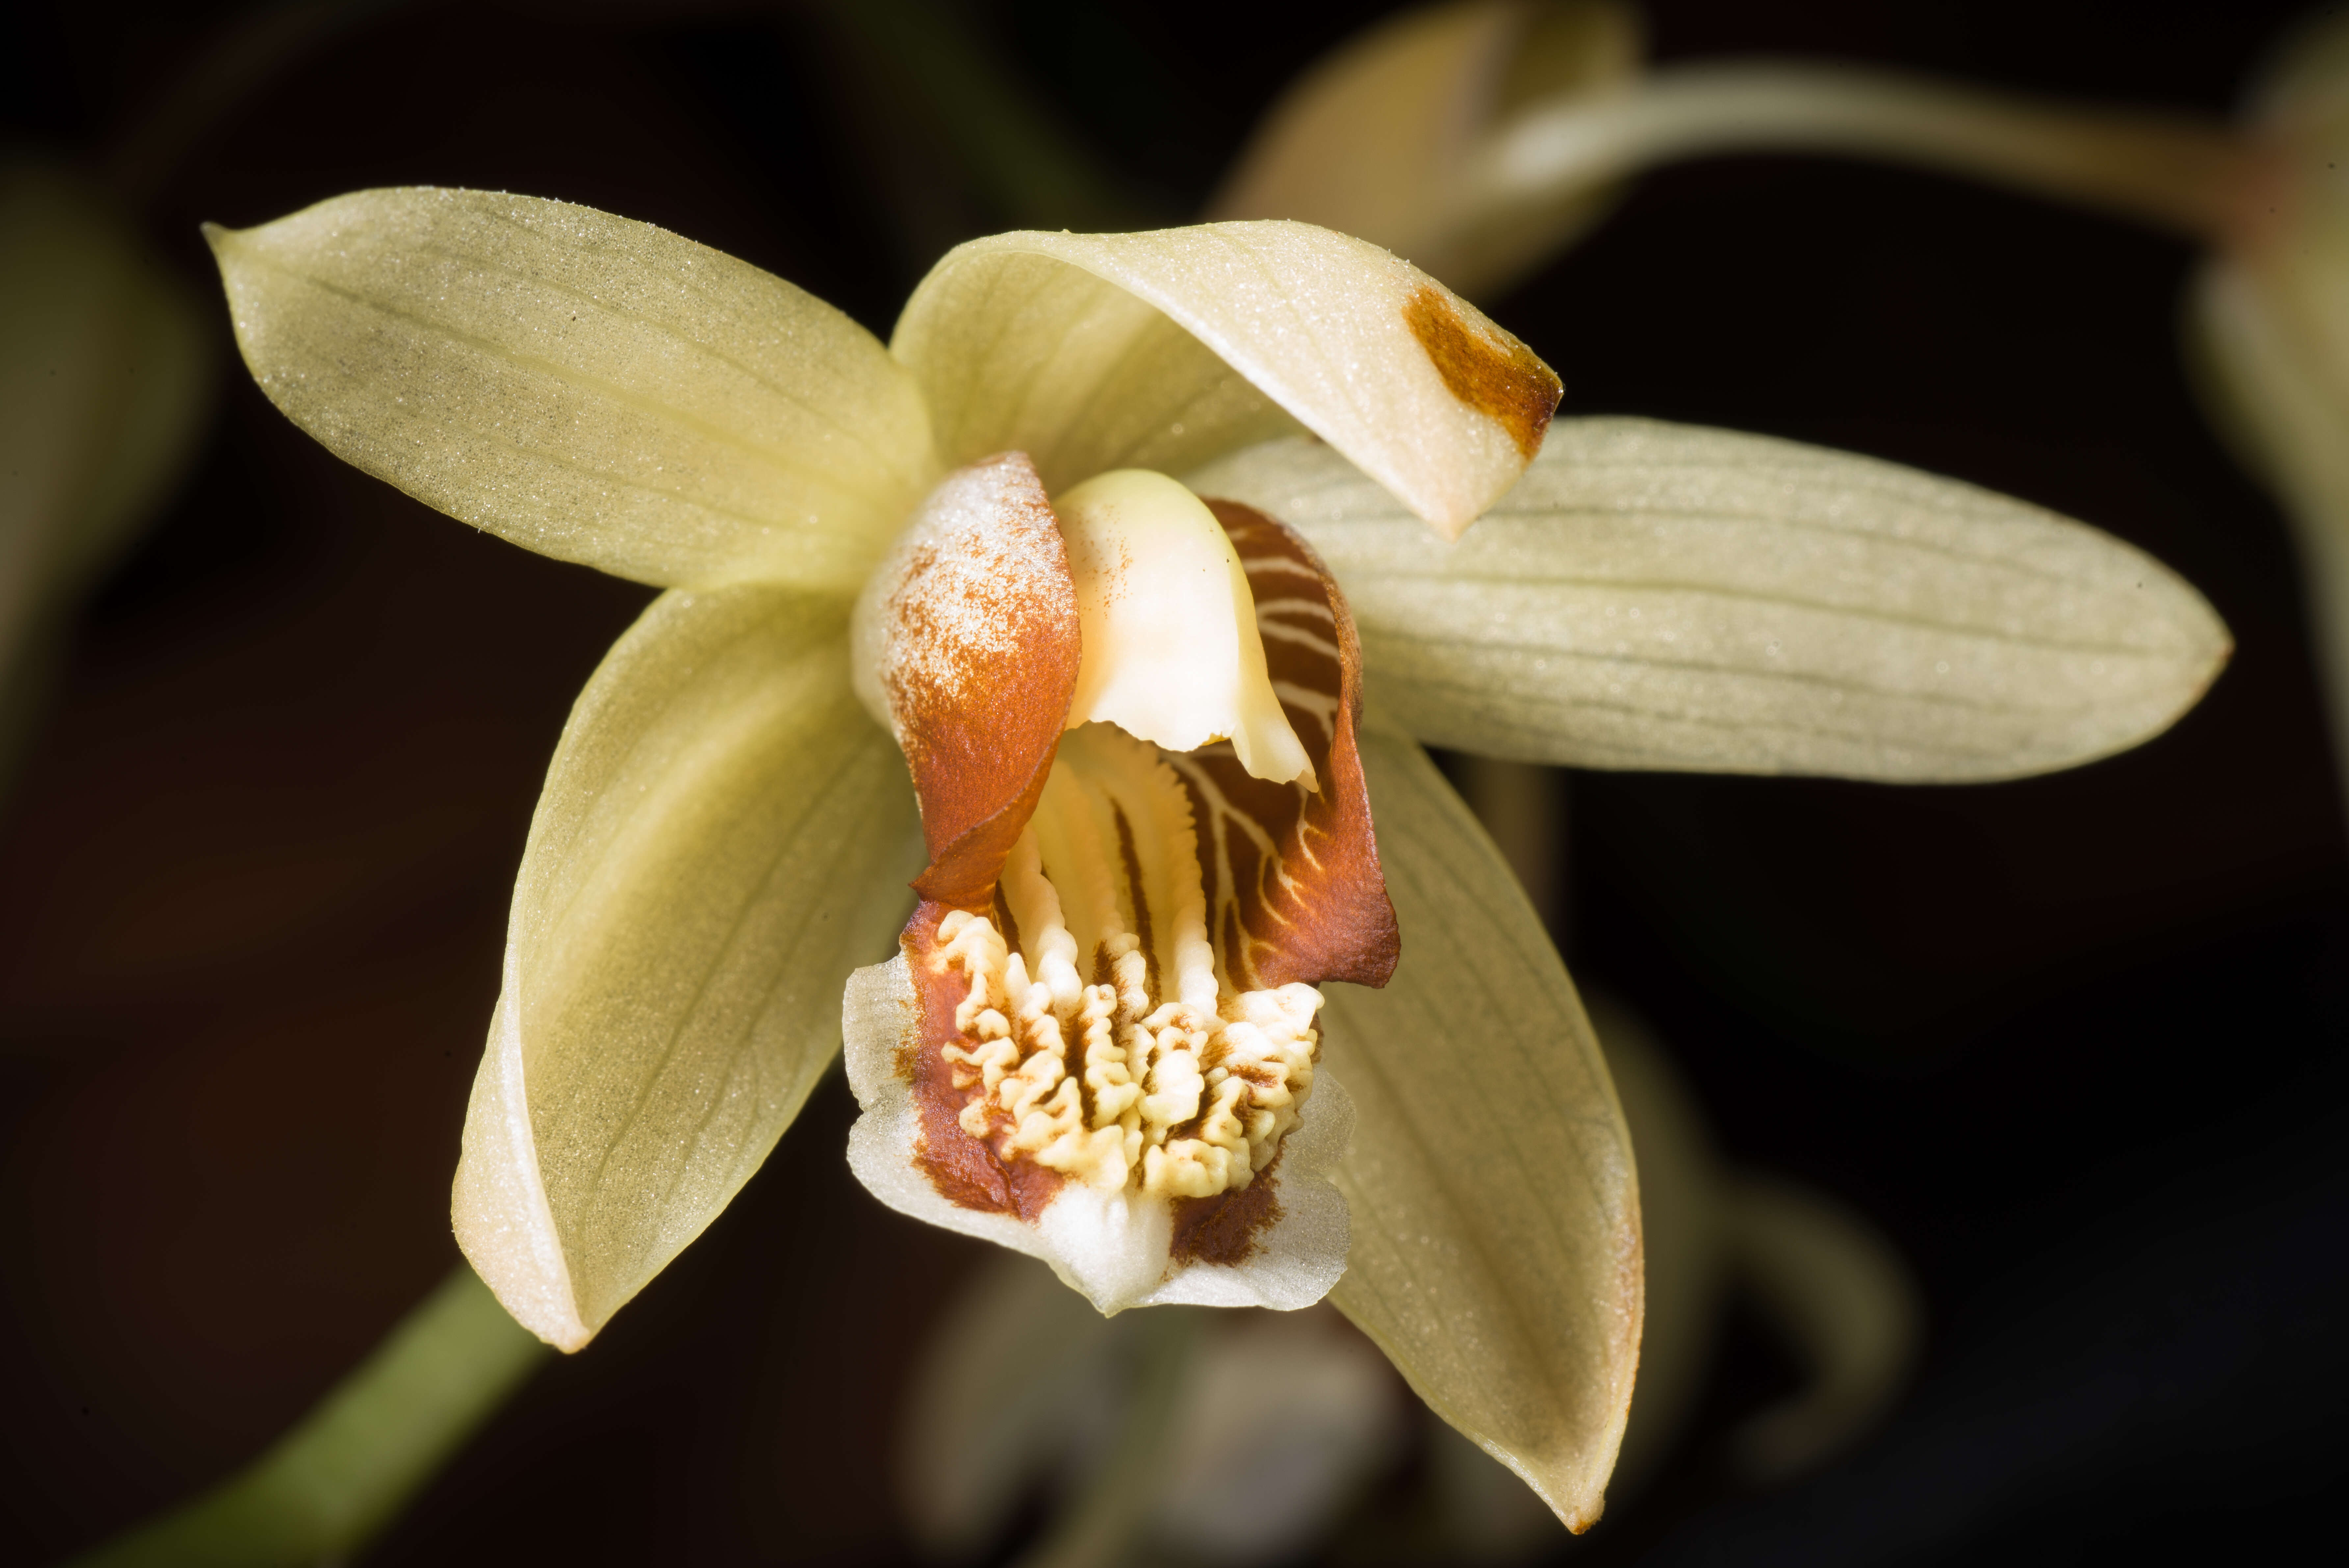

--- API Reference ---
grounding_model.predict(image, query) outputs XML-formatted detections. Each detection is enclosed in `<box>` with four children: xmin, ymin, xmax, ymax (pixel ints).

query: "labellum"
<box><xmin>844</xmin><ymin>452</ymin><xmax>1395</xmax><ymax>1314</ymax></box>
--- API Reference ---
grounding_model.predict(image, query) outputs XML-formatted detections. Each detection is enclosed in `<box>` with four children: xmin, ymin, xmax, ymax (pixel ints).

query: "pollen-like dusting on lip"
<box><xmin>864</xmin><ymin>453</ymin><xmax>1082</xmax><ymax>909</ymax></box>
<box><xmin>1403</xmin><ymin>283</ymin><xmax>1562</xmax><ymax>460</ymax></box>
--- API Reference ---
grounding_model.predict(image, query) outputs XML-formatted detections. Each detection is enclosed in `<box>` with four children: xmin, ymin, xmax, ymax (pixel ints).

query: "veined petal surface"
<box><xmin>454</xmin><ymin>586</ymin><xmax>920</xmax><ymax>1349</ymax></box>
<box><xmin>1320</xmin><ymin>721</ymin><xmax>1640</xmax><ymax>1530</ymax></box>
<box><xmin>1190</xmin><ymin>422</ymin><xmax>2230</xmax><ymax>780</ymax></box>
<box><xmin>893</xmin><ymin>222</ymin><xmax>1559</xmax><ymax>539</ymax></box>
<box><xmin>208</xmin><ymin>187</ymin><xmax>934</xmax><ymax>593</ymax></box>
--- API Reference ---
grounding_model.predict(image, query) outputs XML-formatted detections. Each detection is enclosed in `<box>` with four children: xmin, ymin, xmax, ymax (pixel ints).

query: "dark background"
<box><xmin>3</xmin><ymin>1</ymin><xmax>2342</xmax><ymax>1563</ymax></box>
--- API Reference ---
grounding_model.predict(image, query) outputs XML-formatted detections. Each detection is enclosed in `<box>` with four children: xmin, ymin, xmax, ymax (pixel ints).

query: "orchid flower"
<box><xmin>207</xmin><ymin>186</ymin><xmax>2224</xmax><ymax>1531</ymax></box>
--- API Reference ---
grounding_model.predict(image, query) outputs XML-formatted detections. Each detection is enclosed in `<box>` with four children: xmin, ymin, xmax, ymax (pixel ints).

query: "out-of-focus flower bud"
<box><xmin>2191</xmin><ymin>13</ymin><xmax>2349</xmax><ymax>775</ymax></box>
<box><xmin>1210</xmin><ymin>1</ymin><xmax>1643</xmax><ymax>299</ymax></box>
<box><xmin>0</xmin><ymin>161</ymin><xmax>211</xmax><ymax>773</ymax></box>
<box><xmin>895</xmin><ymin>1253</ymin><xmax>1405</xmax><ymax>1565</ymax></box>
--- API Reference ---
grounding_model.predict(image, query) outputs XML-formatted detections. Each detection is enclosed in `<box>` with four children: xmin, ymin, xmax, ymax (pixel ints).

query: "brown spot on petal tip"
<box><xmin>1405</xmin><ymin>284</ymin><xmax>1561</xmax><ymax>460</ymax></box>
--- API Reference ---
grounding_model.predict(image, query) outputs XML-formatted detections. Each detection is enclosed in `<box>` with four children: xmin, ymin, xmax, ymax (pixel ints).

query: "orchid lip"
<box><xmin>844</xmin><ymin>454</ymin><xmax>1395</xmax><ymax>1313</ymax></box>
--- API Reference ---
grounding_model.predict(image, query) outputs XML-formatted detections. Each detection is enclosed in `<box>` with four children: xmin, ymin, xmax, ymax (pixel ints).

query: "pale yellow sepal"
<box><xmin>1056</xmin><ymin>469</ymin><xmax>1312</xmax><ymax>785</ymax></box>
<box><xmin>1211</xmin><ymin>1</ymin><xmax>1643</xmax><ymax>299</ymax></box>
<box><xmin>893</xmin><ymin>222</ymin><xmax>1555</xmax><ymax>540</ymax></box>
<box><xmin>1318</xmin><ymin>721</ymin><xmax>1639</xmax><ymax>1532</ymax></box>
<box><xmin>1190</xmin><ymin>422</ymin><xmax>2231</xmax><ymax>780</ymax></box>
<box><xmin>205</xmin><ymin>187</ymin><xmax>936</xmax><ymax>595</ymax></box>
<box><xmin>2189</xmin><ymin>13</ymin><xmax>2349</xmax><ymax>782</ymax></box>
<box><xmin>454</xmin><ymin>585</ymin><xmax>920</xmax><ymax>1348</ymax></box>
<box><xmin>2195</xmin><ymin>263</ymin><xmax>2349</xmax><ymax>776</ymax></box>
<box><xmin>1579</xmin><ymin>995</ymin><xmax>1724</xmax><ymax>1491</ymax></box>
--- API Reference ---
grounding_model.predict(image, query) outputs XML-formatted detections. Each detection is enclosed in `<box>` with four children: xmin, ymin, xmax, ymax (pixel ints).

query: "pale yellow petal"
<box><xmin>1189</xmin><ymin>423</ymin><xmax>2230</xmax><ymax>780</ymax></box>
<box><xmin>892</xmin><ymin>222</ymin><xmax>1559</xmax><ymax>539</ymax></box>
<box><xmin>453</xmin><ymin>585</ymin><xmax>921</xmax><ymax>1349</ymax></box>
<box><xmin>1209</xmin><ymin>1</ymin><xmax>1643</xmax><ymax>299</ymax></box>
<box><xmin>207</xmin><ymin>187</ymin><xmax>934</xmax><ymax>593</ymax></box>
<box><xmin>1320</xmin><ymin>722</ymin><xmax>1639</xmax><ymax>1532</ymax></box>
<box><xmin>1578</xmin><ymin>994</ymin><xmax>1725</xmax><ymax>1491</ymax></box>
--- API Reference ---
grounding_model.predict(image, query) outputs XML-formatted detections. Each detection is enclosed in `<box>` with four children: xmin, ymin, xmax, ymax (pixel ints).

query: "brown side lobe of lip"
<box><xmin>903</xmin><ymin>901</ymin><xmax>1065</xmax><ymax>1222</ymax></box>
<box><xmin>1403</xmin><ymin>283</ymin><xmax>1562</xmax><ymax>460</ymax></box>
<box><xmin>1186</xmin><ymin>500</ymin><xmax>1398</xmax><ymax>991</ymax></box>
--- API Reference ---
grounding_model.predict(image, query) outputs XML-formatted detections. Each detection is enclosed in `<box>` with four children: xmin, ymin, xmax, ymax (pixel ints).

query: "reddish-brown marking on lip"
<box><xmin>903</xmin><ymin>901</ymin><xmax>1066</xmax><ymax>1221</ymax></box>
<box><xmin>1184</xmin><ymin>501</ymin><xmax>1398</xmax><ymax>990</ymax></box>
<box><xmin>1403</xmin><ymin>283</ymin><xmax>1561</xmax><ymax>461</ymax></box>
<box><xmin>873</xmin><ymin>452</ymin><xmax>1081</xmax><ymax>911</ymax></box>
<box><xmin>891</xmin><ymin>485</ymin><xmax>1391</xmax><ymax>1233</ymax></box>
<box><xmin>1169</xmin><ymin>1151</ymin><xmax>1286</xmax><ymax>1265</ymax></box>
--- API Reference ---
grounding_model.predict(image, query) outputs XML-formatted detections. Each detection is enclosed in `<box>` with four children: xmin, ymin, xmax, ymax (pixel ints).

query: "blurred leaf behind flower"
<box><xmin>0</xmin><ymin>162</ymin><xmax>211</xmax><ymax>791</ymax></box>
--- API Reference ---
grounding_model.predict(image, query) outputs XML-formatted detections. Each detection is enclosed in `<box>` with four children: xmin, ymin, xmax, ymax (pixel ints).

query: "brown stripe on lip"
<box><xmin>1403</xmin><ymin>283</ymin><xmax>1562</xmax><ymax>461</ymax></box>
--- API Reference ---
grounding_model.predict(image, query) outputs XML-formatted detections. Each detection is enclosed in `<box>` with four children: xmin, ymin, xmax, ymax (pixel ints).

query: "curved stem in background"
<box><xmin>1471</xmin><ymin>62</ymin><xmax>2264</xmax><ymax>244</ymax></box>
<box><xmin>100</xmin><ymin>0</ymin><xmax>412</xmax><ymax>213</ymax></box>
<box><xmin>62</xmin><ymin>1267</ymin><xmax>548</xmax><ymax>1568</ymax></box>
<box><xmin>1720</xmin><ymin>1174</ymin><xmax>1923</xmax><ymax>1485</ymax></box>
<box><xmin>810</xmin><ymin>0</ymin><xmax>1162</xmax><ymax>241</ymax></box>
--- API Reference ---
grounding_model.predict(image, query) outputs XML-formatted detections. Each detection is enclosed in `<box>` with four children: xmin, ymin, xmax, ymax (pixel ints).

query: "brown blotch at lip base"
<box><xmin>1168</xmin><ymin>1152</ymin><xmax>1286</xmax><ymax>1266</ymax></box>
<box><xmin>1404</xmin><ymin>284</ymin><xmax>1562</xmax><ymax>460</ymax></box>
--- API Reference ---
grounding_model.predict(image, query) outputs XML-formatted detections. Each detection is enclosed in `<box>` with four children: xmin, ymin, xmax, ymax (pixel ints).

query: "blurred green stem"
<box><xmin>102</xmin><ymin>1</ymin><xmax>408</xmax><ymax>210</ymax></box>
<box><xmin>814</xmin><ymin>0</ymin><xmax>1159</xmax><ymax>233</ymax></box>
<box><xmin>1013</xmin><ymin>1308</ymin><xmax>1199</xmax><ymax>1568</ymax></box>
<box><xmin>63</xmin><ymin>1266</ymin><xmax>548</xmax><ymax>1568</ymax></box>
<box><xmin>1474</xmin><ymin>63</ymin><xmax>2262</xmax><ymax>242</ymax></box>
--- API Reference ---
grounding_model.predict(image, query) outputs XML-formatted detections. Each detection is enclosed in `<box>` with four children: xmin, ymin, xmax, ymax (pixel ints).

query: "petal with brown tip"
<box><xmin>895</xmin><ymin>222</ymin><xmax>1560</xmax><ymax>540</ymax></box>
